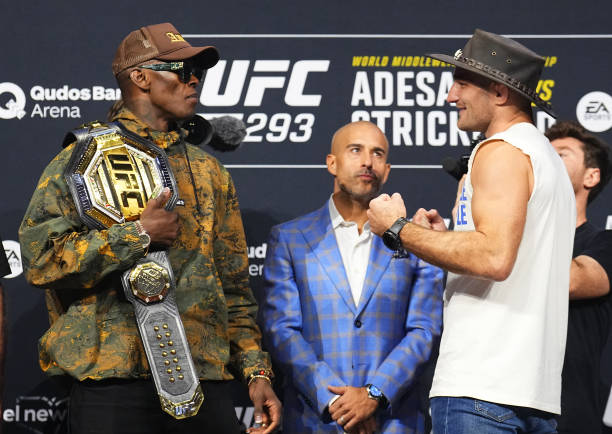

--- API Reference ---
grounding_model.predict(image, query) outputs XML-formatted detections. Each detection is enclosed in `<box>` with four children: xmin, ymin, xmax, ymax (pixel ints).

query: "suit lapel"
<box><xmin>357</xmin><ymin>234</ymin><xmax>393</xmax><ymax>314</ymax></box>
<box><xmin>301</xmin><ymin>205</ymin><xmax>357</xmax><ymax>315</ymax></box>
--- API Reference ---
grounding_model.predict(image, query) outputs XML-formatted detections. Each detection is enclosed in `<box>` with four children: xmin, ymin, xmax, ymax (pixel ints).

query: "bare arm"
<box><xmin>368</xmin><ymin>140</ymin><xmax>532</xmax><ymax>281</ymax></box>
<box><xmin>570</xmin><ymin>255</ymin><xmax>610</xmax><ymax>299</ymax></box>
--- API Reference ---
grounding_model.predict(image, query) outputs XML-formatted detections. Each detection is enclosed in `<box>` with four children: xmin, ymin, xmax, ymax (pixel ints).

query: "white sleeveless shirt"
<box><xmin>430</xmin><ymin>122</ymin><xmax>575</xmax><ymax>414</ymax></box>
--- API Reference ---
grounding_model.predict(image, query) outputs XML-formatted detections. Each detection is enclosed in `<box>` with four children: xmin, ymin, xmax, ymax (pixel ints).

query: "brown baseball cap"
<box><xmin>112</xmin><ymin>22</ymin><xmax>219</xmax><ymax>76</ymax></box>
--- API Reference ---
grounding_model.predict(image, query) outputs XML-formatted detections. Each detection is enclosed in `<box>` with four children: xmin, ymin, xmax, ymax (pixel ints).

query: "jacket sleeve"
<box><xmin>214</xmin><ymin>169</ymin><xmax>271</xmax><ymax>380</ymax></box>
<box><xmin>367</xmin><ymin>256</ymin><xmax>444</xmax><ymax>406</ymax></box>
<box><xmin>19</xmin><ymin>146</ymin><xmax>148</xmax><ymax>291</ymax></box>
<box><xmin>261</xmin><ymin>225</ymin><xmax>344</xmax><ymax>416</ymax></box>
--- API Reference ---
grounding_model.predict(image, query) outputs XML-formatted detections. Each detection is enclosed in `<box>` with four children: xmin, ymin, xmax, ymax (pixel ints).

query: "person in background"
<box><xmin>547</xmin><ymin>120</ymin><xmax>612</xmax><ymax>433</ymax></box>
<box><xmin>0</xmin><ymin>236</ymin><xmax>10</xmax><ymax>414</ymax></box>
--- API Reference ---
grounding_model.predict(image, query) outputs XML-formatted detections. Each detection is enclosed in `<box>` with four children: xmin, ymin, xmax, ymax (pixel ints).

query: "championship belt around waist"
<box><xmin>64</xmin><ymin>121</ymin><xmax>203</xmax><ymax>419</ymax></box>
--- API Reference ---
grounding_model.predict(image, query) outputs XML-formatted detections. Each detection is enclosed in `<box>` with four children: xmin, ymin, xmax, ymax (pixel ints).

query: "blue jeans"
<box><xmin>431</xmin><ymin>397</ymin><xmax>558</xmax><ymax>434</ymax></box>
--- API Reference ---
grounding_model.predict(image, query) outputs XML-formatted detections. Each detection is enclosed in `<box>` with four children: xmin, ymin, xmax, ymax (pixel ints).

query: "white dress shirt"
<box><xmin>328</xmin><ymin>196</ymin><xmax>373</xmax><ymax>307</ymax></box>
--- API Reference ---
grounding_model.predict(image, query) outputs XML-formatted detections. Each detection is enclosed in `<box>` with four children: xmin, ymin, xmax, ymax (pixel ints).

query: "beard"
<box><xmin>338</xmin><ymin>170</ymin><xmax>382</xmax><ymax>203</ymax></box>
<box><xmin>457</xmin><ymin>110</ymin><xmax>485</xmax><ymax>132</ymax></box>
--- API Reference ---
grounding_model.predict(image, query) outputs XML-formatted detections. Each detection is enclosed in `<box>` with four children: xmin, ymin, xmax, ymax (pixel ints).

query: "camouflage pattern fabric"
<box><xmin>19</xmin><ymin>108</ymin><xmax>272</xmax><ymax>382</ymax></box>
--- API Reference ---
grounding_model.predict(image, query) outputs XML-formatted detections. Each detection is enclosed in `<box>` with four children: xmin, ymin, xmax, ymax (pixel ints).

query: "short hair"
<box><xmin>453</xmin><ymin>68</ymin><xmax>533</xmax><ymax>117</ymax></box>
<box><xmin>545</xmin><ymin>120</ymin><xmax>612</xmax><ymax>203</ymax></box>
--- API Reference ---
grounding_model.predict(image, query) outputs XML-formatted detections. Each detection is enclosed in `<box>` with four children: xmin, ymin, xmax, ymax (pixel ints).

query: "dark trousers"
<box><xmin>69</xmin><ymin>379</ymin><xmax>243</xmax><ymax>434</ymax></box>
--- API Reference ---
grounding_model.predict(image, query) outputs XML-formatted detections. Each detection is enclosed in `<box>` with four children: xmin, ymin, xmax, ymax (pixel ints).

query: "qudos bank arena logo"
<box><xmin>0</xmin><ymin>82</ymin><xmax>26</xmax><ymax>119</ymax></box>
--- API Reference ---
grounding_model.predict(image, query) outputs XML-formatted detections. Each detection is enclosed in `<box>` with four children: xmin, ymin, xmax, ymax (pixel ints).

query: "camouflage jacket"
<box><xmin>19</xmin><ymin>108</ymin><xmax>271</xmax><ymax>382</ymax></box>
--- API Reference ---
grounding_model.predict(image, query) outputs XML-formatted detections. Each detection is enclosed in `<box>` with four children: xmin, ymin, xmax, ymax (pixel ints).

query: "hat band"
<box><xmin>455</xmin><ymin>55</ymin><xmax>552</xmax><ymax>111</ymax></box>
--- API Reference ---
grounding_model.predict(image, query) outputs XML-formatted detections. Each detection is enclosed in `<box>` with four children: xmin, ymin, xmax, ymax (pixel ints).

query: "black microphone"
<box><xmin>442</xmin><ymin>155</ymin><xmax>470</xmax><ymax>181</ymax></box>
<box><xmin>441</xmin><ymin>134</ymin><xmax>484</xmax><ymax>180</ymax></box>
<box><xmin>183</xmin><ymin>115</ymin><xmax>246</xmax><ymax>152</ymax></box>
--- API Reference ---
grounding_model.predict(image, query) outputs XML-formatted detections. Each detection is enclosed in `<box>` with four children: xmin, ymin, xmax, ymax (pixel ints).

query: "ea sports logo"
<box><xmin>576</xmin><ymin>91</ymin><xmax>612</xmax><ymax>133</ymax></box>
<box><xmin>0</xmin><ymin>82</ymin><xmax>26</xmax><ymax>119</ymax></box>
<box><xmin>2</xmin><ymin>240</ymin><xmax>23</xmax><ymax>278</ymax></box>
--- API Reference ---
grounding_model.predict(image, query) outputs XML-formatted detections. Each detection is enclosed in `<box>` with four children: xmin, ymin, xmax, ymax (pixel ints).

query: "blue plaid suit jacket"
<box><xmin>261</xmin><ymin>204</ymin><xmax>444</xmax><ymax>433</ymax></box>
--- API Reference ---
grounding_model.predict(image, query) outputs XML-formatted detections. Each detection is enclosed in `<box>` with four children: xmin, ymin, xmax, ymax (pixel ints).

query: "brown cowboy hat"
<box><xmin>427</xmin><ymin>28</ymin><xmax>555</xmax><ymax>117</ymax></box>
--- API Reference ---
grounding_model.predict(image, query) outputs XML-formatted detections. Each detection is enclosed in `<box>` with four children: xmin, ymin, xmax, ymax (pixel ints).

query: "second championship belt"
<box><xmin>64</xmin><ymin>121</ymin><xmax>203</xmax><ymax>419</ymax></box>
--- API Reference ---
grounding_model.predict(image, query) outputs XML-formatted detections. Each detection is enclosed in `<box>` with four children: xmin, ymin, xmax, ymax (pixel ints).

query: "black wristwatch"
<box><xmin>365</xmin><ymin>384</ymin><xmax>389</xmax><ymax>409</ymax></box>
<box><xmin>382</xmin><ymin>217</ymin><xmax>409</xmax><ymax>251</ymax></box>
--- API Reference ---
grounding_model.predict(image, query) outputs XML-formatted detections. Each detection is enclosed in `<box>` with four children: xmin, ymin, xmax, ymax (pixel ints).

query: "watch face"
<box><xmin>382</xmin><ymin>230</ymin><xmax>399</xmax><ymax>251</ymax></box>
<box><xmin>369</xmin><ymin>385</ymin><xmax>382</xmax><ymax>398</ymax></box>
<box><xmin>139</xmin><ymin>233</ymin><xmax>151</xmax><ymax>248</ymax></box>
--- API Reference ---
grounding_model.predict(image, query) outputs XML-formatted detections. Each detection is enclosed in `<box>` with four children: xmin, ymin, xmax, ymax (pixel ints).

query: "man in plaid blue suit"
<box><xmin>261</xmin><ymin>121</ymin><xmax>444</xmax><ymax>433</ymax></box>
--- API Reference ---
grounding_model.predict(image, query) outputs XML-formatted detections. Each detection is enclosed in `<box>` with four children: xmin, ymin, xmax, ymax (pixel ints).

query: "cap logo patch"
<box><xmin>166</xmin><ymin>32</ymin><xmax>185</xmax><ymax>43</ymax></box>
<box><xmin>143</xmin><ymin>40</ymin><xmax>152</xmax><ymax>48</ymax></box>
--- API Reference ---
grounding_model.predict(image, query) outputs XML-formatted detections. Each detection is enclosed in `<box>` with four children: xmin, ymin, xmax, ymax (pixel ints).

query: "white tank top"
<box><xmin>430</xmin><ymin>122</ymin><xmax>576</xmax><ymax>414</ymax></box>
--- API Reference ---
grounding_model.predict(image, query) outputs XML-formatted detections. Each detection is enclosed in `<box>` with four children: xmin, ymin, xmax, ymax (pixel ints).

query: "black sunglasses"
<box><xmin>139</xmin><ymin>61</ymin><xmax>204</xmax><ymax>83</ymax></box>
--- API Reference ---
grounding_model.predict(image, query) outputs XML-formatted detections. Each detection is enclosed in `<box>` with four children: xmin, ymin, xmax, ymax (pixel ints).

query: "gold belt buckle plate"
<box><xmin>66</xmin><ymin>123</ymin><xmax>173</xmax><ymax>229</ymax></box>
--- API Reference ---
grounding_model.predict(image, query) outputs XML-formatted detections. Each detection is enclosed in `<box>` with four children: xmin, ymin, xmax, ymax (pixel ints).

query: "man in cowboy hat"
<box><xmin>19</xmin><ymin>23</ymin><xmax>280</xmax><ymax>434</ymax></box>
<box><xmin>367</xmin><ymin>29</ymin><xmax>575</xmax><ymax>432</ymax></box>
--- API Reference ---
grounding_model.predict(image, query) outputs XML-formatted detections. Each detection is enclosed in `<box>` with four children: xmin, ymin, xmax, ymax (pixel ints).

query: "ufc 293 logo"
<box><xmin>200</xmin><ymin>60</ymin><xmax>330</xmax><ymax>144</ymax></box>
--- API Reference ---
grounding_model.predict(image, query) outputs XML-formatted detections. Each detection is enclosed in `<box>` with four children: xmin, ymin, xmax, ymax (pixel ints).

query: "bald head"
<box><xmin>331</xmin><ymin>121</ymin><xmax>389</xmax><ymax>155</ymax></box>
<box><xmin>326</xmin><ymin>121</ymin><xmax>391</xmax><ymax>204</ymax></box>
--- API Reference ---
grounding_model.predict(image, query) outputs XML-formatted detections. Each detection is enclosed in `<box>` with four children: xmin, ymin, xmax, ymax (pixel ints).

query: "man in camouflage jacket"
<box><xmin>19</xmin><ymin>23</ymin><xmax>280</xmax><ymax>434</ymax></box>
